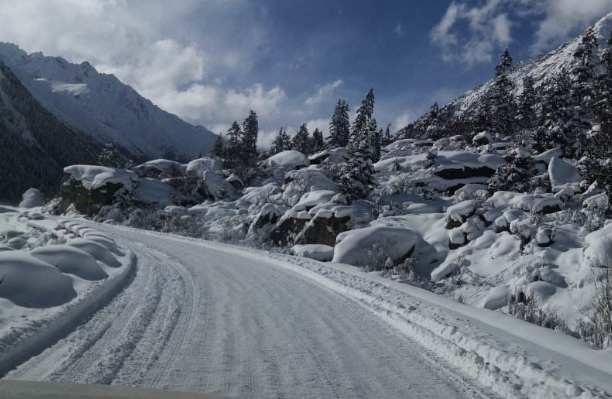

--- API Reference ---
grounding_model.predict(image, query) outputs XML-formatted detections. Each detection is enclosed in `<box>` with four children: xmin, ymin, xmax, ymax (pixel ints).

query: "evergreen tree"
<box><xmin>224</xmin><ymin>121</ymin><xmax>242</xmax><ymax>169</ymax></box>
<box><xmin>241</xmin><ymin>110</ymin><xmax>259</xmax><ymax>160</ymax></box>
<box><xmin>517</xmin><ymin>76</ymin><xmax>537</xmax><ymax>131</ymax></box>
<box><xmin>381</xmin><ymin>124</ymin><xmax>393</xmax><ymax>146</ymax></box>
<box><xmin>328</xmin><ymin>99</ymin><xmax>350</xmax><ymax>148</ymax></box>
<box><xmin>573</xmin><ymin>26</ymin><xmax>598</xmax><ymax>116</ymax></box>
<box><xmin>488</xmin><ymin>149</ymin><xmax>536</xmax><ymax>194</ymax></box>
<box><xmin>98</xmin><ymin>141</ymin><xmax>124</xmax><ymax>168</ymax></box>
<box><xmin>489</xmin><ymin>49</ymin><xmax>517</xmax><ymax>138</ymax></box>
<box><xmin>271</xmin><ymin>127</ymin><xmax>292</xmax><ymax>154</ymax></box>
<box><xmin>592</xmin><ymin>30</ymin><xmax>612</xmax><ymax>161</ymax></box>
<box><xmin>310</xmin><ymin>128</ymin><xmax>325</xmax><ymax>154</ymax></box>
<box><xmin>292</xmin><ymin>123</ymin><xmax>311</xmax><ymax>155</ymax></box>
<box><xmin>339</xmin><ymin>89</ymin><xmax>376</xmax><ymax>199</ymax></box>
<box><xmin>212</xmin><ymin>134</ymin><xmax>225</xmax><ymax>158</ymax></box>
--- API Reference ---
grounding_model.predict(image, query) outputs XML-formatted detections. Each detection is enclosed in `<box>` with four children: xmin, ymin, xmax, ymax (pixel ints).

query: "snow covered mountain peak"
<box><xmin>0</xmin><ymin>42</ymin><xmax>217</xmax><ymax>159</ymax></box>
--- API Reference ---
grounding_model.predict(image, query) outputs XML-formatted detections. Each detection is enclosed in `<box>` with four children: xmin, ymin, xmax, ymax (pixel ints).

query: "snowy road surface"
<box><xmin>6</xmin><ymin>225</ymin><xmax>484</xmax><ymax>399</ymax></box>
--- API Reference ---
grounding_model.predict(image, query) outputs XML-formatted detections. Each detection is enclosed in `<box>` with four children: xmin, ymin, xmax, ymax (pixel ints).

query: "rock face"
<box><xmin>59</xmin><ymin>178</ymin><xmax>127</xmax><ymax>216</ymax></box>
<box><xmin>295</xmin><ymin>213</ymin><xmax>351</xmax><ymax>246</ymax></box>
<box><xmin>268</xmin><ymin>215</ymin><xmax>310</xmax><ymax>246</ymax></box>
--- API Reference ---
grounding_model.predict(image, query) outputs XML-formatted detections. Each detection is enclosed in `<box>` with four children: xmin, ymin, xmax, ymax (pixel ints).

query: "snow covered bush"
<box><xmin>581</xmin><ymin>244</ymin><xmax>612</xmax><ymax>348</ymax></box>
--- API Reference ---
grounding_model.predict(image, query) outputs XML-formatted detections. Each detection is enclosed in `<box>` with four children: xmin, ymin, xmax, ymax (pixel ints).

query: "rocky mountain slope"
<box><xmin>0</xmin><ymin>43</ymin><xmax>217</xmax><ymax>159</ymax></box>
<box><xmin>0</xmin><ymin>61</ymin><xmax>100</xmax><ymax>202</ymax></box>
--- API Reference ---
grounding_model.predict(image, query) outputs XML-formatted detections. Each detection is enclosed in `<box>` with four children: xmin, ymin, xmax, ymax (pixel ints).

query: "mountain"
<box><xmin>449</xmin><ymin>13</ymin><xmax>612</xmax><ymax>118</ymax></box>
<box><xmin>0</xmin><ymin>61</ymin><xmax>100</xmax><ymax>202</ymax></box>
<box><xmin>0</xmin><ymin>43</ymin><xmax>217</xmax><ymax>159</ymax></box>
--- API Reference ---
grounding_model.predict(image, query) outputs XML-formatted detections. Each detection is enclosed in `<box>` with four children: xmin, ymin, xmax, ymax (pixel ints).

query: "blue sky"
<box><xmin>1</xmin><ymin>0</ymin><xmax>612</xmax><ymax>146</ymax></box>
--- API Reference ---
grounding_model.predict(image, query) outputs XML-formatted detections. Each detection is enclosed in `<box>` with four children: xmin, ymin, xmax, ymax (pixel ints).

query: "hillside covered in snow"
<box><xmin>0</xmin><ymin>42</ymin><xmax>217</xmax><ymax>159</ymax></box>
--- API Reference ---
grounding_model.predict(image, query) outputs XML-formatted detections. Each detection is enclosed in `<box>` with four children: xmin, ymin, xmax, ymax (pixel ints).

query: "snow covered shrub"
<box><xmin>504</xmin><ymin>298</ymin><xmax>570</xmax><ymax>334</ymax></box>
<box><xmin>582</xmin><ymin>252</ymin><xmax>612</xmax><ymax>348</ymax></box>
<box><xmin>364</xmin><ymin>242</ymin><xmax>395</xmax><ymax>272</ymax></box>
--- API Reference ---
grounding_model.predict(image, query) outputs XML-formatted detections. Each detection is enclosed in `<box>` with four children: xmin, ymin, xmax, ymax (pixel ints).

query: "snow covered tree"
<box><xmin>517</xmin><ymin>76</ymin><xmax>537</xmax><ymax>132</ymax></box>
<box><xmin>211</xmin><ymin>134</ymin><xmax>225</xmax><ymax>158</ymax></box>
<box><xmin>271</xmin><ymin>127</ymin><xmax>292</xmax><ymax>154</ymax></box>
<box><xmin>292</xmin><ymin>123</ymin><xmax>311</xmax><ymax>155</ymax></box>
<box><xmin>381</xmin><ymin>124</ymin><xmax>393</xmax><ymax>146</ymax></box>
<box><xmin>241</xmin><ymin>110</ymin><xmax>259</xmax><ymax>160</ymax></box>
<box><xmin>489</xmin><ymin>49</ymin><xmax>517</xmax><ymax>139</ymax></box>
<box><xmin>98</xmin><ymin>141</ymin><xmax>124</xmax><ymax>168</ymax></box>
<box><xmin>339</xmin><ymin>89</ymin><xmax>376</xmax><ymax>199</ymax></box>
<box><xmin>573</xmin><ymin>26</ymin><xmax>598</xmax><ymax>117</ymax></box>
<box><xmin>310</xmin><ymin>128</ymin><xmax>325</xmax><ymax>154</ymax></box>
<box><xmin>488</xmin><ymin>149</ymin><xmax>536</xmax><ymax>193</ymax></box>
<box><xmin>224</xmin><ymin>121</ymin><xmax>242</xmax><ymax>169</ymax></box>
<box><xmin>591</xmin><ymin>30</ymin><xmax>612</xmax><ymax>162</ymax></box>
<box><xmin>328</xmin><ymin>99</ymin><xmax>350</xmax><ymax>148</ymax></box>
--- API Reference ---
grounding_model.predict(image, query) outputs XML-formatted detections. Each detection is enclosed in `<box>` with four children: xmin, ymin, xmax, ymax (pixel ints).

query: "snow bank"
<box><xmin>68</xmin><ymin>239</ymin><xmax>121</xmax><ymax>267</ymax></box>
<box><xmin>264</xmin><ymin>150</ymin><xmax>309</xmax><ymax>170</ymax></box>
<box><xmin>333</xmin><ymin>226</ymin><xmax>418</xmax><ymax>267</ymax></box>
<box><xmin>185</xmin><ymin>157</ymin><xmax>222</xmax><ymax>178</ymax></box>
<box><xmin>30</xmin><ymin>245</ymin><xmax>108</xmax><ymax>281</ymax></box>
<box><xmin>64</xmin><ymin>165</ymin><xmax>136</xmax><ymax>191</ymax></box>
<box><xmin>292</xmin><ymin>244</ymin><xmax>334</xmax><ymax>261</ymax></box>
<box><xmin>0</xmin><ymin>252</ymin><xmax>76</xmax><ymax>308</ymax></box>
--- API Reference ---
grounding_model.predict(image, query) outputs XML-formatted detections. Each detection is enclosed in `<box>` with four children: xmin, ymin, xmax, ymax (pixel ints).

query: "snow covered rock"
<box><xmin>264</xmin><ymin>150</ymin><xmax>309</xmax><ymax>170</ymax></box>
<box><xmin>548</xmin><ymin>157</ymin><xmax>581</xmax><ymax>188</ymax></box>
<box><xmin>487</xmin><ymin>191</ymin><xmax>563</xmax><ymax>215</ymax></box>
<box><xmin>68</xmin><ymin>238</ymin><xmax>121</xmax><ymax>267</ymax></box>
<box><xmin>133</xmin><ymin>178</ymin><xmax>176</xmax><ymax>208</ymax></box>
<box><xmin>292</xmin><ymin>244</ymin><xmax>334</xmax><ymax>262</ymax></box>
<box><xmin>526</xmin><ymin>281</ymin><xmax>557</xmax><ymax>299</ymax></box>
<box><xmin>293</xmin><ymin>190</ymin><xmax>337</xmax><ymax>211</ymax></box>
<box><xmin>202</xmin><ymin>171</ymin><xmax>234</xmax><ymax>200</ymax></box>
<box><xmin>30</xmin><ymin>245</ymin><xmax>108</xmax><ymax>280</ymax></box>
<box><xmin>481</xmin><ymin>286</ymin><xmax>510</xmax><ymax>310</ymax></box>
<box><xmin>445</xmin><ymin>200</ymin><xmax>476</xmax><ymax>228</ymax></box>
<box><xmin>185</xmin><ymin>157</ymin><xmax>222</xmax><ymax>178</ymax></box>
<box><xmin>448</xmin><ymin>227</ymin><xmax>466</xmax><ymax>249</ymax></box>
<box><xmin>583</xmin><ymin>193</ymin><xmax>608</xmax><ymax>211</ymax></box>
<box><xmin>472</xmin><ymin>131</ymin><xmax>492</xmax><ymax>146</ymax></box>
<box><xmin>332</xmin><ymin>226</ymin><xmax>418</xmax><ymax>267</ymax></box>
<box><xmin>61</xmin><ymin>165</ymin><xmax>138</xmax><ymax>215</ymax></box>
<box><xmin>133</xmin><ymin>159</ymin><xmax>186</xmax><ymax>179</ymax></box>
<box><xmin>0</xmin><ymin>252</ymin><xmax>76</xmax><ymax>308</ymax></box>
<box><xmin>19</xmin><ymin>188</ymin><xmax>44</xmax><ymax>208</ymax></box>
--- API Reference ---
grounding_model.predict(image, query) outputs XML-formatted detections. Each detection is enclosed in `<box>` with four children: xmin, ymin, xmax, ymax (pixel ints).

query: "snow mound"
<box><xmin>548</xmin><ymin>157</ymin><xmax>581</xmax><ymax>187</ymax></box>
<box><xmin>264</xmin><ymin>150</ymin><xmax>309</xmax><ymax>170</ymax></box>
<box><xmin>333</xmin><ymin>226</ymin><xmax>418</xmax><ymax>267</ymax></box>
<box><xmin>0</xmin><ymin>252</ymin><xmax>76</xmax><ymax>308</ymax></box>
<box><xmin>481</xmin><ymin>286</ymin><xmax>510</xmax><ymax>310</ymax></box>
<box><xmin>133</xmin><ymin>178</ymin><xmax>175</xmax><ymax>207</ymax></box>
<box><xmin>294</xmin><ymin>190</ymin><xmax>337</xmax><ymax>211</ymax></box>
<box><xmin>64</xmin><ymin>165</ymin><xmax>136</xmax><ymax>191</ymax></box>
<box><xmin>292</xmin><ymin>244</ymin><xmax>334</xmax><ymax>262</ymax></box>
<box><xmin>133</xmin><ymin>159</ymin><xmax>186</xmax><ymax>177</ymax></box>
<box><xmin>185</xmin><ymin>157</ymin><xmax>222</xmax><ymax>178</ymax></box>
<box><xmin>19</xmin><ymin>188</ymin><xmax>44</xmax><ymax>208</ymax></box>
<box><xmin>30</xmin><ymin>245</ymin><xmax>108</xmax><ymax>281</ymax></box>
<box><xmin>68</xmin><ymin>239</ymin><xmax>121</xmax><ymax>267</ymax></box>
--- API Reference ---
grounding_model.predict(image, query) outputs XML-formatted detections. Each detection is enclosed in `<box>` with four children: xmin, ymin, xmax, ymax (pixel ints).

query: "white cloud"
<box><xmin>304</xmin><ymin>79</ymin><xmax>343</xmax><ymax>106</ymax></box>
<box><xmin>430</xmin><ymin>0</ymin><xmax>511</xmax><ymax>66</ymax></box>
<box><xmin>431</xmin><ymin>0</ymin><xmax>612</xmax><ymax>65</ymax></box>
<box><xmin>531</xmin><ymin>0</ymin><xmax>612</xmax><ymax>53</ymax></box>
<box><xmin>394</xmin><ymin>23</ymin><xmax>404</xmax><ymax>37</ymax></box>
<box><xmin>393</xmin><ymin>111</ymin><xmax>417</xmax><ymax>131</ymax></box>
<box><xmin>0</xmin><ymin>0</ymin><xmax>286</xmax><ymax>137</ymax></box>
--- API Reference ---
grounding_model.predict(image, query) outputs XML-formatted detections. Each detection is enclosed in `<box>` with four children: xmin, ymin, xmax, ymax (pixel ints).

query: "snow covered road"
<box><xmin>6</xmin><ymin>225</ymin><xmax>484</xmax><ymax>399</ymax></box>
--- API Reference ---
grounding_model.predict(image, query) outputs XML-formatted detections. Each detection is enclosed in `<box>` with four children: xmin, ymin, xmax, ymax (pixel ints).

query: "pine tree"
<box><xmin>310</xmin><ymin>128</ymin><xmax>325</xmax><ymax>154</ymax></box>
<box><xmin>271</xmin><ymin>127</ymin><xmax>292</xmax><ymax>154</ymax></box>
<box><xmin>329</xmin><ymin>99</ymin><xmax>350</xmax><ymax>148</ymax></box>
<box><xmin>224</xmin><ymin>121</ymin><xmax>242</xmax><ymax>169</ymax></box>
<box><xmin>517</xmin><ymin>76</ymin><xmax>537</xmax><ymax>131</ymax></box>
<box><xmin>292</xmin><ymin>123</ymin><xmax>311</xmax><ymax>155</ymax></box>
<box><xmin>573</xmin><ymin>26</ymin><xmax>598</xmax><ymax>116</ymax></box>
<box><xmin>340</xmin><ymin>89</ymin><xmax>376</xmax><ymax>199</ymax></box>
<box><xmin>212</xmin><ymin>134</ymin><xmax>225</xmax><ymax>158</ymax></box>
<box><xmin>488</xmin><ymin>149</ymin><xmax>536</xmax><ymax>193</ymax></box>
<box><xmin>381</xmin><ymin>124</ymin><xmax>393</xmax><ymax>146</ymax></box>
<box><xmin>489</xmin><ymin>49</ymin><xmax>517</xmax><ymax>139</ymax></box>
<box><xmin>241</xmin><ymin>110</ymin><xmax>259</xmax><ymax>160</ymax></box>
<box><xmin>98</xmin><ymin>141</ymin><xmax>124</xmax><ymax>168</ymax></box>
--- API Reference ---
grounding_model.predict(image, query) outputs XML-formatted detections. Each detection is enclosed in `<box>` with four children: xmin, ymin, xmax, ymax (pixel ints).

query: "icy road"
<box><xmin>6</xmin><ymin>225</ymin><xmax>484</xmax><ymax>399</ymax></box>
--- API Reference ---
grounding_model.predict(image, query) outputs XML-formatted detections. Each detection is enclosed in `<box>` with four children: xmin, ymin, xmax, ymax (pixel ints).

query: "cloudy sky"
<box><xmin>0</xmin><ymin>0</ymin><xmax>611</xmax><ymax>146</ymax></box>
